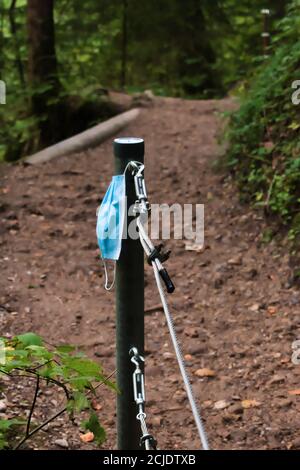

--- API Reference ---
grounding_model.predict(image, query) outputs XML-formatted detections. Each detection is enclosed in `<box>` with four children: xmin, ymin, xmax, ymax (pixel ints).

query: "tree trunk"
<box><xmin>27</xmin><ymin>0</ymin><xmax>62</xmax><ymax>147</ymax></box>
<box><xmin>177</xmin><ymin>0</ymin><xmax>221</xmax><ymax>96</ymax></box>
<box><xmin>120</xmin><ymin>0</ymin><xmax>128</xmax><ymax>90</ymax></box>
<box><xmin>0</xmin><ymin>7</ymin><xmax>4</xmax><ymax>74</ymax></box>
<box><xmin>9</xmin><ymin>0</ymin><xmax>25</xmax><ymax>86</ymax></box>
<box><xmin>272</xmin><ymin>0</ymin><xmax>287</xmax><ymax>20</ymax></box>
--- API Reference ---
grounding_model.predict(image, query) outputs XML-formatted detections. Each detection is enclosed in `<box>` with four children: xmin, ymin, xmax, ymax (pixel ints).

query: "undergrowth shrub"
<box><xmin>0</xmin><ymin>332</ymin><xmax>115</xmax><ymax>450</ymax></box>
<box><xmin>225</xmin><ymin>1</ymin><xmax>300</xmax><ymax>241</ymax></box>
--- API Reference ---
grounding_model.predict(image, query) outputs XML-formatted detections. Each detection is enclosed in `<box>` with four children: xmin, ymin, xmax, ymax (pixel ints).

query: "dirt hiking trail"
<box><xmin>0</xmin><ymin>96</ymin><xmax>300</xmax><ymax>450</ymax></box>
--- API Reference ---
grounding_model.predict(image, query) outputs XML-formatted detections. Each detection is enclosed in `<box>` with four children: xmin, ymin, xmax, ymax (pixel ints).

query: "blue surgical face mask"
<box><xmin>96</xmin><ymin>175</ymin><xmax>126</xmax><ymax>289</ymax></box>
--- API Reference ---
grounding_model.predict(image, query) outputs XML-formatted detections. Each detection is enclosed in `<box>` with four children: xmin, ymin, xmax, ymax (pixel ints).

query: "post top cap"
<box><xmin>114</xmin><ymin>137</ymin><xmax>144</xmax><ymax>161</ymax></box>
<box><xmin>114</xmin><ymin>137</ymin><xmax>144</xmax><ymax>145</ymax></box>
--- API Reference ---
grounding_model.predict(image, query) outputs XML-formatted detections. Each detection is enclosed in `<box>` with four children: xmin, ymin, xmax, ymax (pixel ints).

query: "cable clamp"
<box><xmin>147</xmin><ymin>243</ymin><xmax>171</xmax><ymax>265</ymax></box>
<box><xmin>140</xmin><ymin>434</ymin><xmax>157</xmax><ymax>450</ymax></box>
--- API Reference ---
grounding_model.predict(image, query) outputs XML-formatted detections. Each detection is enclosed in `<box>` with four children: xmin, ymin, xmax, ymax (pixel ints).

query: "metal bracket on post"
<box><xmin>114</xmin><ymin>137</ymin><xmax>145</xmax><ymax>450</ymax></box>
<box><xmin>131</xmin><ymin>164</ymin><xmax>175</xmax><ymax>295</ymax></box>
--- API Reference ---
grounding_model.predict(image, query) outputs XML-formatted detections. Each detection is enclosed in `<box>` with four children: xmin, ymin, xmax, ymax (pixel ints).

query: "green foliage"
<box><xmin>0</xmin><ymin>418</ymin><xmax>24</xmax><ymax>450</ymax></box>
<box><xmin>16</xmin><ymin>332</ymin><xmax>43</xmax><ymax>347</ymax></box>
<box><xmin>0</xmin><ymin>332</ymin><xmax>115</xmax><ymax>449</ymax></box>
<box><xmin>1</xmin><ymin>0</ymin><xmax>290</xmax><ymax>161</ymax></box>
<box><xmin>225</xmin><ymin>1</ymin><xmax>300</xmax><ymax>235</ymax></box>
<box><xmin>82</xmin><ymin>411</ymin><xmax>106</xmax><ymax>445</ymax></box>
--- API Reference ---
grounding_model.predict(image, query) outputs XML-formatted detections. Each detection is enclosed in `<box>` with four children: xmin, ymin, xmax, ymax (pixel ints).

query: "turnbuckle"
<box><xmin>129</xmin><ymin>347</ymin><xmax>145</xmax><ymax>407</ymax></box>
<box><xmin>129</xmin><ymin>347</ymin><xmax>157</xmax><ymax>450</ymax></box>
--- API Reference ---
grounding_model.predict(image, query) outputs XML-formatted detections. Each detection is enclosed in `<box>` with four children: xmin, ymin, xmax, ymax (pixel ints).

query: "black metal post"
<box><xmin>114</xmin><ymin>137</ymin><xmax>145</xmax><ymax>450</ymax></box>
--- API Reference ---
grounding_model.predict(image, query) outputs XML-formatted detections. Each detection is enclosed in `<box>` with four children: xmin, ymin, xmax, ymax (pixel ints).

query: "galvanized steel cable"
<box><xmin>137</xmin><ymin>217</ymin><xmax>210</xmax><ymax>451</ymax></box>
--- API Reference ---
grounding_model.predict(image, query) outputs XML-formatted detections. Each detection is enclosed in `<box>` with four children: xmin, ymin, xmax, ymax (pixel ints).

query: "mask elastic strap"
<box><xmin>102</xmin><ymin>259</ymin><xmax>116</xmax><ymax>291</ymax></box>
<box><xmin>123</xmin><ymin>160</ymin><xmax>144</xmax><ymax>175</ymax></box>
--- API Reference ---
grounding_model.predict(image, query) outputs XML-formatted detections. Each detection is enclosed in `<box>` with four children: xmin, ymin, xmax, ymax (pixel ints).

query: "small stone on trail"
<box><xmin>214</xmin><ymin>400</ymin><xmax>230</xmax><ymax>410</ymax></box>
<box><xmin>249</xmin><ymin>303</ymin><xmax>260</xmax><ymax>312</ymax></box>
<box><xmin>276</xmin><ymin>398</ymin><xmax>292</xmax><ymax>409</ymax></box>
<box><xmin>290</xmin><ymin>438</ymin><xmax>300</xmax><ymax>450</ymax></box>
<box><xmin>163</xmin><ymin>352</ymin><xmax>173</xmax><ymax>360</ymax></box>
<box><xmin>213</xmin><ymin>275</ymin><xmax>224</xmax><ymax>289</ymax></box>
<box><xmin>54</xmin><ymin>438</ymin><xmax>69</xmax><ymax>449</ymax></box>
<box><xmin>184</xmin><ymin>241</ymin><xmax>205</xmax><ymax>253</ymax></box>
<box><xmin>0</xmin><ymin>400</ymin><xmax>7</xmax><ymax>412</ymax></box>
<box><xmin>227</xmin><ymin>403</ymin><xmax>244</xmax><ymax>415</ymax></box>
<box><xmin>268</xmin><ymin>374</ymin><xmax>285</xmax><ymax>385</ymax></box>
<box><xmin>222</xmin><ymin>413</ymin><xmax>242</xmax><ymax>424</ymax></box>
<box><xmin>184</xmin><ymin>327</ymin><xmax>199</xmax><ymax>338</ymax></box>
<box><xmin>228</xmin><ymin>255</ymin><xmax>243</xmax><ymax>266</ymax></box>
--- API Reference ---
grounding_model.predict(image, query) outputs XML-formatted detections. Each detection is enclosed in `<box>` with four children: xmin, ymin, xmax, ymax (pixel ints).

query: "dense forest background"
<box><xmin>226</xmin><ymin>0</ymin><xmax>300</xmax><ymax>279</ymax></box>
<box><xmin>0</xmin><ymin>0</ymin><xmax>290</xmax><ymax>161</ymax></box>
<box><xmin>1</xmin><ymin>0</ymin><xmax>300</xmax><ymax>264</ymax></box>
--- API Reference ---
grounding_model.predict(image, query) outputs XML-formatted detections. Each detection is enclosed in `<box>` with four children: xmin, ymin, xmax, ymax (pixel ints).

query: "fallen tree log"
<box><xmin>25</xmin><ymin>108</ymin><xmax>140</xmax><ymax>165</ymax></box>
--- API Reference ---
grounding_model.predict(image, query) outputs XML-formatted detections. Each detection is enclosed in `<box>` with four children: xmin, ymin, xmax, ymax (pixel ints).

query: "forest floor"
<box><xmin>0</xmin><ymin>95</ymin><xmax>300</xmax><ymax>451</ymax></box>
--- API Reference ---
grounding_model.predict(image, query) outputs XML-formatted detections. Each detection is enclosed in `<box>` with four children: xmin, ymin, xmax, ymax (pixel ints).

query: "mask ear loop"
<box><xmin>102</xmin><ymin>259</ymin><xmax>116</xmax><ymax>291</ymax></box>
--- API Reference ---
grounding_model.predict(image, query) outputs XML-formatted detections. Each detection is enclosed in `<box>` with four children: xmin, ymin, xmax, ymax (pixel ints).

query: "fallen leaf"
<box><xmin>153</xmin><ymin>416</ymin><xmax>162</xmax><ymax>426</ymax></box>
<box><xmin>203</xmin><ymin>400</ymin><xmax>213</xmax><ymax>408</ymax></box>
<box><xmin>288</xmin><ymin>389</ymin><xmax>300</xmax><ymax>396</ymax></box>
<box><xmin>241</xmin><ymin>399</ymin><xmax>261</xmax><ymax>409</ymax></box>
<box><xmin>184</xmin><ymin>354</ymin><xmax>193</xmax><ymax>361</ymax></box>
<box><xmin>281</xmin><ymin>358</ymin><xmax>290</xmax><ymax>364</ymax></box>
<box><xmin>80</xmin><ymin>431</ymin><xmax>94</xmax><ymax>443</ymax></box>
<box><xmin>194</xmin><ymin>368</ymin><xmax>216</xmax><ymax>378</ymax></box>
<box><xmin>267</xmin><ymin>306</ymin><xmax>277</xmax><ymax>315</ymax></box>
<box><xmin>288</xmin><ymin>122</ymin><xmax>300</xmax><ymax>131</ymax></box>
<box><xmin>91</xmin><ymin>399</ymin><xmax>102</xmax><ymax>411</ymax></box>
